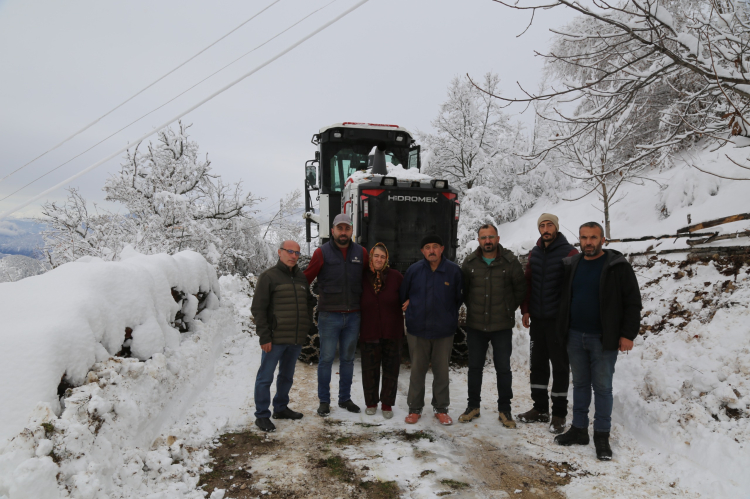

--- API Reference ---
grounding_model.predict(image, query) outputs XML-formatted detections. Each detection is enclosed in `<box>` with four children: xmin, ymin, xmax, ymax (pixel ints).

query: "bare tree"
<box><xmin>479</xmin><ymin>0</ymin><xmax>750</xmax><ymax>179</ymax></box>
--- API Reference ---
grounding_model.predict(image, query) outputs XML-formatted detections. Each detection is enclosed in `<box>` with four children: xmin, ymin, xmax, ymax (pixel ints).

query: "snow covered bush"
<box><xmin>0</xmin><ymin>248</ymin><xmax>220</xmax><ymax>445</ymax></box>
<box><xmin>39</xmin><ymin>123</ymin><xmax>295</xmax><ymax>275</ymax></box>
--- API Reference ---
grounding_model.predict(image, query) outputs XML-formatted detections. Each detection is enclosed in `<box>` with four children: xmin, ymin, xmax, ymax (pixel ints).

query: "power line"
<box><xmin>0</xmin><ymin>0</ymin><xmax>340</xmax><ymax>205</ymax></box>
<box><xmin>0</xmin><ymin>0</ymin><xmax>370</xmax><ymax>221</ymax></box>
<box><xmin>247</xmin><ymin>207</ymin><xmax>307</xmax><ymax>230</ymax></box>
<box><xmin>0</xmin><ymin>0</ymin><xmax>282</xmax><ymax>185</ymax></box>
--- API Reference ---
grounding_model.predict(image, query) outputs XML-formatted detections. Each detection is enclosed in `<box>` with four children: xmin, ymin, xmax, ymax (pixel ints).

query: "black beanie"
<box><xmin>420</xmin><ymin>234</ymin><xmax>444</xmax><ymax>248</ymax></box>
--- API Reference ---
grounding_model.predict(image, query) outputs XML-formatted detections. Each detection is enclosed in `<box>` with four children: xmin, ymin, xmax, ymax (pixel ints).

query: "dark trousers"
<box><xmin>567</xmin><ymin>329</ymin><xmax>618</xmax><ymax>431</ymax></box>
<box><xmin>529</xmin><ymin>317</ymin><xmax>570</xmax><ymax>417</ymax></box>
<box><xmin>466</xmin><ymin>328</ymin><xmax>513</xmax><ymax>412</ymax></box>
<box><xmin>254</xmin><ymin>344</ymin><xmax>303</xmax><ymax>419</ymax></box>
<box><xmin>360</xmin><ymin>339</ymin><xmax>402</xmax><ymax>407</ymax></box>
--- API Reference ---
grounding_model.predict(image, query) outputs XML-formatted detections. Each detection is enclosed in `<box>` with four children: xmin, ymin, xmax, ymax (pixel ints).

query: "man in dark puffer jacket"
<box><xmin>251</xmin><ymin>240</ymin><xmax>314</xmax><ymax>432</ymax></box>
<box><xmin>519</xmin><ymin>213</ymin><xmax>578</xmax><ymax>434</ymax></box>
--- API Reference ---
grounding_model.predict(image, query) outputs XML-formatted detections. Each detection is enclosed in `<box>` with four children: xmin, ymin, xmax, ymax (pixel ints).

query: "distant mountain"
<box><xmin>0</xmin><ymin>220</ymin><xmax>45</xmax><ymax>258</ymax></box>
<box><xmin>0</xmin><ymin>254</ymin><xmax>50</xmax><ymax>283</ymax></box>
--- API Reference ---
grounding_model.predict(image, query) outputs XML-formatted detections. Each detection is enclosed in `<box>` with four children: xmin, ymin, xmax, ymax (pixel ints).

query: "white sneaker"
<box><xmin>365</xmin><ymin>407</ymin><xmax>377</xmax><ymax>415</ymax></box>
<box><xmin>382</xmin><ymin>410</ymin><xmax>393</xmax><ymax>419</ymax></box>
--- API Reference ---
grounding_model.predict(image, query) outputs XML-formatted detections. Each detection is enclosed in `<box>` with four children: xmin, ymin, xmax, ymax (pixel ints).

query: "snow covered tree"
<box><xmin>420</xmin><ymin>73</ymin><xmax>515</xmax><ymax>192</ymax></box>
<box><xmin>423</xmin><ymin>74</ymin><xmax>567</xmax><ymax>261</ymax></box>
<box><xmin>39</xmin><ymin>188</ymin><xmax>136</xmax><ymax>265</ymax></box>
<box><xmin>485</xmin><ymin>0</ymin><xmax>750</xmax><ymax>179</ymax></box>
<box><xmin>549</xmin><ymin>99</ymin><xmax>656</xmax><ymax>238</ymax></box>
<box><xmin>40</xmin><ymin>123</ymin><xmax>285</xmax><ymax>274</ymax></box>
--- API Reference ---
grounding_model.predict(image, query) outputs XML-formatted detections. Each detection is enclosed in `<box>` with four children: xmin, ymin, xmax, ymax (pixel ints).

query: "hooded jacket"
<box><xmin>461</xmin><ymin>246</ymin><xmax>526</xmax><ymax>332</ymax></box>
<box><xmin>556</xmin><ymin>249</ymin><xmax>642</xmax><ymax>351</ymax></box>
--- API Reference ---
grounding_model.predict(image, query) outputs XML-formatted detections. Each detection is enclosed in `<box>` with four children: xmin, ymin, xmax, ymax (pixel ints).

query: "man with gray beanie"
<box><xmin>518</xmin><ymin>213</ymin><xmax>578</xmax><ymax>434</ymax></box>
<box><xmin>400</xmin><ymin>234</ymin><xmax>463</xmax><ymax>425</ymax></box>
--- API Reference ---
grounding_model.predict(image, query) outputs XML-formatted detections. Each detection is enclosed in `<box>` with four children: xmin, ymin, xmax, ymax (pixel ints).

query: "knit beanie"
<box><xmin>420</xmin><ymin>234</ymin><xmax>444</xmax><ymax>248</ymax></box>
<box><xmin>537</xmin><ymin>213</ymin><xmax>559</xmax><ymax>231</ymax></box>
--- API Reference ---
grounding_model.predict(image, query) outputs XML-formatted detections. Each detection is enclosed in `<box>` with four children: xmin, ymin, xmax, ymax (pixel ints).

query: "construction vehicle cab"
<box><xmin>304</xmin><ymin>122</ymin><xmax>460</xmax><ymax>272</ymax></box>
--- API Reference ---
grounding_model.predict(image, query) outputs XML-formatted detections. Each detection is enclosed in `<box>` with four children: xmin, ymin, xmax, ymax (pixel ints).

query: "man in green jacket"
<box><xmin>458</xmin><ymin>224</ymin><xmax>526</xmax><ymax>428</ymax></box>
<box><xmin>251</xmin><ymin>240</ymin><xmax>314</xmax><ymax>432</ymax></box>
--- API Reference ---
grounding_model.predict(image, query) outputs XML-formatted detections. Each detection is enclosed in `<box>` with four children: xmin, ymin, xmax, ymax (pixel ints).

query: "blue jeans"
<box><xmin>567</xmin><ymin>329</ymin><xmax>618</xmax><ymax>432</ymax></box>
<box><xmin>466</xmin><ymin>328</ymin><xmax>513</xmax><ymax>412</ymax></box>
<box><xmin>254</xmin><ymin>343</ymin><xmax>303</xmax><ymax>419</ymax></box>
<box><xmin>317</xmin><ymin>311</ymin><xmax>360</xmax><ymax>404</ymax></box>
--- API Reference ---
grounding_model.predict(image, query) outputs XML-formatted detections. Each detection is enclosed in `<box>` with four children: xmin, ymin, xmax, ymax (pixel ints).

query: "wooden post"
<box><xmin>677</xmin><ymin>213</ymin><xmax>750</xmax><ymax>233</ymax></box>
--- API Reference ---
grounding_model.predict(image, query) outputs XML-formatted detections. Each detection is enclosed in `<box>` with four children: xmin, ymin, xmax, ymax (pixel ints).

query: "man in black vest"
<box><xmin>518</xmin><ymin>213</ymin><xmax>578</xmax><ymax>434</ymax></box>
<box><xmin>251</xmin><ymin>240</ymin><xmax>313</xmax><ymax>432</ymax></box>
<box><xmin>304</xmin><ymin>213</ymin><xmax>368</xmax><ymax>417</ymax></box>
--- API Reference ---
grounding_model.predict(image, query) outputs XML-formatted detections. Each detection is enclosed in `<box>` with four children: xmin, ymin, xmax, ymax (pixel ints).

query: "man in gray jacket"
<box><xmin>251</xmin><ymin>240</ymin><xmax>314</xmax><ymax>432</ymax></box>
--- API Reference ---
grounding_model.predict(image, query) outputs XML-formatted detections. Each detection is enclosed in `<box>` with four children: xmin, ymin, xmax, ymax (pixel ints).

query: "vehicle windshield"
<box><xmin>326</xmin><ymin>145</ymin><xmax>405</xmax><ymax>192</ymax></box>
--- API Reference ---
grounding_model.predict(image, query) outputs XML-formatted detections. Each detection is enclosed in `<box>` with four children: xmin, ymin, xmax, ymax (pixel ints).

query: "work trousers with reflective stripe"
<box><xmin>529</xmin><ymin>317</ymin><xmax>570</xmax><ymax>417</ymax></box>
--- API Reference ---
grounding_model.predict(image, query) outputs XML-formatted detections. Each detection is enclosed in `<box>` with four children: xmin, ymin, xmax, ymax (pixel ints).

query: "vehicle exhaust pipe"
<box><xmin>369</xmin><ymin>142</ymin><xmax>388</xmax><ymax>175</ymax></box>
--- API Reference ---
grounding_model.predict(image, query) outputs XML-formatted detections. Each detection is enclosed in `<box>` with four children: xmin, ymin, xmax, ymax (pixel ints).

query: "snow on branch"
<box><xmin>484</xmin><ymin>0</ymin><xmax>750</xmax><ymax>178</ymax></box>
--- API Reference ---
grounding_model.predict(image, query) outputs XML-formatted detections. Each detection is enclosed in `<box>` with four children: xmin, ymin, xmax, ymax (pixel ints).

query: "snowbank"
<box><xmin>615</xmin><ymin>258</ymin><xmax>750</xmax><ymax>495</ymax></box>
<box><xmin>0</xmin><ymin>248</ymin><xmax>220</xmax><ymax>445</ymax></box>
<box><xmin>347</xmin><ymin>163</ymin><xmax>434</xmax><ymax>184</ymax></box>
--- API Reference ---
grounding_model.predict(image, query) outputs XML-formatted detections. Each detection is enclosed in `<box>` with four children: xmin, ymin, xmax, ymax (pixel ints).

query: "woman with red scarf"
<box><xmin>360</xmin><ymin>242</ymin><xmax>404</xmax><ymax>419</ymax></box>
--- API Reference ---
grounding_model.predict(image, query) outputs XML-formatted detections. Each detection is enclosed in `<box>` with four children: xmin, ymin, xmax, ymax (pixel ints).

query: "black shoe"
<box><xmin>594</xmin><ymin>431</ymin><xmax>613</xmax><ymax>461</ymax></box>
<box><xmin>338</xmin><ymin>400</ymin><xmax>361</xmax><ymax>413</ymax></box>
<box><xmin>317</xmin><ymin>402</ymin><xmax>330</xmax><ymax>417</ymax></box>
<box><xmin>554</xmin><ymin>425</ymin><xmax>589</xmax><ymax>446</ymax></box>
<box><xmin>273</xmin><ymin>408</ymin><xmax>303</xmax><ymax>420</ymax></box>
<box><xmin>549</xmin><ymin>416</ymin><xmax>566</xmax><ymax>434</ymax></box>
<box><xmin>517</xmin><ymin>408</ymin><xmax>550</xmax><ymax>423</ymax></box>
<box><xmin>255</xmin><ymin>417</ymin><xmax>276</xmax><ymax>432</ymax></box>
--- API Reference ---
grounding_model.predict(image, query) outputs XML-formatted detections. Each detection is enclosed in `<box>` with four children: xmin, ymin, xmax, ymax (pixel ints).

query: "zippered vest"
<box><xmin>317</xmin><ymin>240</ymin><xmax>364</xmax><ymax>312</ymax></box>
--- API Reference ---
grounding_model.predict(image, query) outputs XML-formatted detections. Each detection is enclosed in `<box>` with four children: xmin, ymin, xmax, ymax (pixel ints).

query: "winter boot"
<box><xmin>317</xmin><ymin>402</ymin><xmax>330</xmax><ymax>417</ymax></box>
<box><xmin>554</xmin><ymin>425</ymin><xmax>589</xmax><ymax>446</ymax></box>
<box><xmin>594</xmin><ymin>431</ymin><xmax>613</xmax><ymax>461</ymax></box>
<box><xmin>517</xmin><ymin>408</ymin><xmax>550</xmax><ymax>423</ymax></box>
<box><xmin>458</xmin><ymin>407</ymin><xmax>481</xmax><ymax>423</ymax></box>
<box><xmin>255</xmin><ymin>418</ymin><xmax>276</xmax><ymax>432</ymax></box>
<box><xmin>273</xmin><ymin>408</ymin><xmax>303</xmax><ymax>420</ymax></box>
<box><xmin>498</xmin><ymin>412</ymin><xmax>517</xmax><ymax>429</ymax></box>
<box><xmin>549</xmin><ymin>416</ymin><xmax>566</xmax><ymax>434</ymax></box>
<box><xmin>338</xmin><ymin>400</ymin><xmax>361</xmax><ymax>413</ymax></box>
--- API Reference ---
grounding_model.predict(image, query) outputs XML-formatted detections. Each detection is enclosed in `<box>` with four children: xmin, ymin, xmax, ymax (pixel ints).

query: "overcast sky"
<box><xmin>0</xmin><ymin>0</ymin><xmax>576</xmax><ymax>221</ymax></box>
